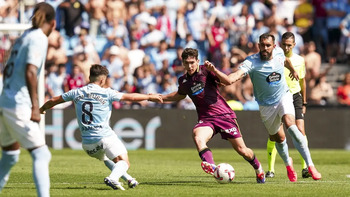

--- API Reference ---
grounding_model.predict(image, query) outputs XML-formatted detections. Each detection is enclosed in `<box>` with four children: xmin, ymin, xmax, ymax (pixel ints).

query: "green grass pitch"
<box><xmin>1</xmin><ymin>148</ymin><xmax>350</xmax><ymax>196</ymax></box>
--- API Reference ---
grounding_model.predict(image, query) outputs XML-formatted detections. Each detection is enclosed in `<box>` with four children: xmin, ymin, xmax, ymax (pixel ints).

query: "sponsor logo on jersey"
<box><xmin>191</xmin><ymin>82</ymin><xmax>204</xmax><ymax>95</ymax></box>
<box><xmin>266</xmin><ymin>72</ymin><xmax>281</xmax><ymax>84</ymax></box>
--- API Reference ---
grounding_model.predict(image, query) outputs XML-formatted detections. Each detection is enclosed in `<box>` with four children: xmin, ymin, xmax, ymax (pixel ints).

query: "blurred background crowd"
<box><xmin>0</xmin><ymin>0</ymin><xmax>350</xmax><ymax>110</ymax></box>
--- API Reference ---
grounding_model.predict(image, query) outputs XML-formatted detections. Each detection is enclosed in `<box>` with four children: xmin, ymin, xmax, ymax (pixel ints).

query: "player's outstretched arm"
<box><xmin>204</xmin><ymin>60</ymin><xmax>245</xmax><ymax>85</ymax></box>
<box><xmin>121</xmin><ymin>93</ymin><xmax>163</xmax><ymax>103</ymax></box>
<box><xmin>161</xmin><ymin>91</ymin><xmax>186</xmax><ymax>102</ymax></box>
<box><xmin>40</xmin><ymin>96</ymin><xmax>66</xmax><ymax>114</ymax></box>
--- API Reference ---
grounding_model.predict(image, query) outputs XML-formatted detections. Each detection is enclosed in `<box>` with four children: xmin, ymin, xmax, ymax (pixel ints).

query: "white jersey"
<box><xmin>62</xmin><ymin>83</ymin><xmax>124</xmax><ymax>144</ymax></box>
<box><xmin>0</xmin><ymin>28</ymin><xmax>48</xmax><ymax>109</ymax></box>
<box><xmin>239</xmin><ymin>47</ymin><xmax>289</xmax><ymax>106</ymax></box>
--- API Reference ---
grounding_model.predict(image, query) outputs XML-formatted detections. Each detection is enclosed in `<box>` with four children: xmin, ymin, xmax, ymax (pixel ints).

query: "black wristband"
<box><xmin>303</xmin><ymin>103</ymin><xmax>308</xmax><ymax>106</ymax></box>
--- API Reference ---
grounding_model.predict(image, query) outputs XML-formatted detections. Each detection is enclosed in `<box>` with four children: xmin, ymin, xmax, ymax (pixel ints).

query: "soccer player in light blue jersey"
<box><xmin>40</xmin><ymin>64</ymin><xmax>163</xmax><ymax>190</ymax></box>
<box><xmin>0</xmin><ymin>3</ymin><xmax>56</xmax><ymax>196</ymax></box>
<box><xmin>205</xmin><ymin>33</ymin><xmax>321</xmax><ymax>182</ymax></box>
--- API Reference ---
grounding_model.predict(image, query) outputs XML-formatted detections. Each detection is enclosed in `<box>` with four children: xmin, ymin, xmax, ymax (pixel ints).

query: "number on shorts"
<box><xmin>82</xmin><ymin>101</ymin><xmax>93</xmax><ymax>124</ymax></box>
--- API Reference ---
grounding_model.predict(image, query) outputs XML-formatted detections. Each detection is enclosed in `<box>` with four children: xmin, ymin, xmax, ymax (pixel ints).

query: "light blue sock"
<box><xmin>108</xmin><ymin>160</ymin><xmax>128</xmax><ymax>181</ymax></box>
<box><xmin>30</xmin><ymin>145</ymin><xmax>51</xmax><ymax>197</ymax></box>
<box><xmin>0</xmin><ymin>150</ymin><xmax>20</xmax><ymax>192</ymax></box>
<box><xmin>104</xmin><ymin>160</ymin><xmax>133</xmax><ymax>182</ymax></box>
<box><xmin>287</xmin><ymin>125</ymin><xmax>314</xmax><ymax>166</ymax></box>
<box><xmin>275</xmin><ymin>139</ymin><xmax>291</xmax><ymax>166</ymax></box>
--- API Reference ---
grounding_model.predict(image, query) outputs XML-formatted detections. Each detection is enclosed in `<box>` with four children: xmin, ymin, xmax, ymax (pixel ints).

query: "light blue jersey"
<box><xmin>239</xmin><ymin>47</ymin><xmax>289</xmax><ymax>106</ymax></box>
<box><xmin>62</xmin><ymin>83</ymin><xmax>124</xmax><ymax>144</ymax></box>
<box><xmin>0</xmin><ymin>28</ymin><xmax>48</xmax><ymax>109</ymax></box>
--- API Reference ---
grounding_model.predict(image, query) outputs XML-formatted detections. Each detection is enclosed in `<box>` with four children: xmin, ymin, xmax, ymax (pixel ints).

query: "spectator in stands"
<box><xmin>207</xmin><ymin>18</ymin><xmax>227</xmax><ymax>65</ymax></box>
<box><xmin>47</xmin><ymin>30</ymin><xmax>68</xmax><ymax>65</ymax></box>
<box><xmin>237</xmin><ymin>33</ymin><xmax>251</xmax><ymax>55</ymax></box>
<box><xmin>293</xmin><ymin>0</ymin><xmax>314</xmax><ymax>43</ymax></box>
<box><xmin>311</xmin><ymin>0</ymin><xmax>328</xmax><ymax>59</ymax></box>
<box><xmin>154</xmin><ymin>40</ymin><xmax>170</xmax><ymax>71</ymax></box>
<box><xmin>172</xmin><ymin>47</ymin><xmax>185</xmax><ymax>78</ymax></box>
<box><xmin>276</xmin><ymin>0</ymin><xmax>299</xmax><ymax>25</ymax></box>
<box><xmin>324</xmin><ymin>0</ymin><xmax>347</xmax><ymax>60</ymax></box>
<box><xmin>340</xmin><ymin>12</ymin><xmax>350</xmax><ymax>63</ymax></box>
<box><xmin>250</xmin><ymin>19</ymin><xmax>269</xmax><ymax>44</ymax></box>
<box><xmin>140</xmin><ymin>16</ymin><xmax>166</xmax><ymax>69</ymax></box>
<box><xmin>105</xmin><ymin>16</ymin><xmax>130</xmax><ymax>49</ymax></box>
<box><xmin>156</xmin><ymin>5</ymin><xmax>175</xmax><ymax>47</ymax></box>
<box><xmin>185</xmin><ymin>0</ymin><xmax>208</xmax><ymax>60</ymax></box>
<box><xmin>57</xmin><ymin>0</ymin><xmax>86</xmax><ymax>37</ymax></box>
<box><xmin>228</xmin><ymin>3</ymin><xmax>255</xmax><ymax>47</ymax></box>
<box><xmin>46</xmin><ymin>63</ymin><xmax>66</xmax><ymax>98</ymax></box>
<box><xmin>84</xmin><ymin>0</ymin><xmax>106</xmax><ymax>37</ymax></box>
<box><xmin>128</xmin><ymin>39</ymin><xmax>145</xmax><ymax>75</ymax></box>
<box><xmin>308</xmin><ymin>58</ymin><xmax>335</xmax><ymax>105</ymax></box>
<box><xmin>64</xmin><ymin>64</ymin><xmax>85</xmax><ymax>91</ymax></box>
<box><xmin>184</xmin><ymin>33</ymin><xmax>198</xmax><ymax>50</ymax></box>
<box><xmin>105</xmin><ymin>0</ymin><xmax>127</xmax><ymax>25</ymax></box>
<box><xmin>304</xmin><ymin>41</ymin><xmax>322</xmax><ymax>84</ymax></box>
<box><xmin>103</xmin><ymin>45</ymin><xmax>123</xmax><ymax>91</ymax></box>
<box><xmin>337</xmin><ymin>72</ymin><xmax>350</xmax><ymax>106</ymax></box>
<box><xmin>247</xmin><ymin>0</ymin><xmax>271</xmax><ymax>21</ymax></box>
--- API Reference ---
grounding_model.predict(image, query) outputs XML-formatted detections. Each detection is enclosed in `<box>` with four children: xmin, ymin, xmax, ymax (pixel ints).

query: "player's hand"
<box><xmin>31</xmin><ymin>107</ymin><xmax>41</xmax><ymax>123</ymax></box>
<box><xmin>148</xmin><ymin>94</ymin><xmax>163</xmax><ymax>103</ymax></box>
<box><xmin>39</xmin><ymin>107</ymin><xmax>46</xmax><ymax>114</ymax></box>
<box><xmin>289</xmin><ymin>71</ymin><xmax>299</xmax><ymax>81</ymax></box>
<box><xmin>204</xmin><ymin>61</ymin><xmax>216</xmax><ymax>72</ymax></box>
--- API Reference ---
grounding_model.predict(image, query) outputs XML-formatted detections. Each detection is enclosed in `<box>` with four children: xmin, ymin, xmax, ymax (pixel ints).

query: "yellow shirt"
<box><xmin>284</xmin><ymin>53</ymin><xmax>306</xmax><ymax>94</ymax></box>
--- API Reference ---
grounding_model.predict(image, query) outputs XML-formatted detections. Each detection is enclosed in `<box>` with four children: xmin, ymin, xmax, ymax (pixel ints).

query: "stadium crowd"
<box><xmin>1</xmin><ymin>0</ymin><xmax>350</xmax><ymax>109</ymax></box>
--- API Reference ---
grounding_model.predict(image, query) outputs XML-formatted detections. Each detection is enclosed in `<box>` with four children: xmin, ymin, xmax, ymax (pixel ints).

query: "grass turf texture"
<box><xmin>1</xmin><ymin>149</ymin><xmax>350</xmax><ymax>197</ymax></box>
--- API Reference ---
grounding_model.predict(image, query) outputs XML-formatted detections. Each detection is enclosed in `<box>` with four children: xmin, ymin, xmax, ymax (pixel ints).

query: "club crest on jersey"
<box><xmin>191</xmin><ymin>82</ymin><xmax>204</xmax><ymax>95</ymax></box>
<box><xmin>266</xmin><ymin>72</ymin><xmax>281</xmax><ymax>84</ymax></box>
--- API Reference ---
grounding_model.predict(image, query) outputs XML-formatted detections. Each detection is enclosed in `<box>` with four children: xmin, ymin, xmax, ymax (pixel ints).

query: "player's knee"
<box><xmin>30</xmin><ymin>145</ymin><xmax>51</xmax><ymax>163</ymax></box>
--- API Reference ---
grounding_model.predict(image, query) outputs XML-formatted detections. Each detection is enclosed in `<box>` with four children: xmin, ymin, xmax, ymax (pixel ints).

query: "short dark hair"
<box><xmin>89</xmin><ymin>64</ymin><xmax>109</xmax><ymax>82</ymax></box>
<box><xmin>259</xmin><ymin>33</ymin><xmax>275</xmax><ymax>43</ymax></box>
<box><xmin>282</xmin><ymin>32</ymin><xmax>295</xmax><ymax>42</ymax></box>
<box><xmin>181</xmin><ymin>48</ymin><xmax>198</xmax><ymax>60</ymax></box>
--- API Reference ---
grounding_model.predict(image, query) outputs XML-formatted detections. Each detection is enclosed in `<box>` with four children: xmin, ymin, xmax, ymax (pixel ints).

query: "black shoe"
<box><xmin>302</xmin><ymin>168</ymin><xmax>311</xmax><ymax>178</ymax></box>
<box><xmin>266</xmin><ymin>171</ymin><xmax>275</xmax><ymax>178</ymax></box>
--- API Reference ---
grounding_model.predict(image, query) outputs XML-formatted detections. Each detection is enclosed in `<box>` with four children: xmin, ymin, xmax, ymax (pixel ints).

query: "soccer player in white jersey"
<box><xmin>266</xmin><ymin>32</ymin><xmax>311</xmax><ymax>179</ymax></box>
<box><xmin>205</xmin><ymin>33</ymin><xmax>321</xmax><ymax>182</ymax></box>
<box><xmin>39</xmin><ymin>64</ymin><xmax>163</xmax><ymax>190</ymax></box>
<box><xmin>0</xmin><ymin>3</ymin><xmax>56</xmax><ymax>196</ymax></box>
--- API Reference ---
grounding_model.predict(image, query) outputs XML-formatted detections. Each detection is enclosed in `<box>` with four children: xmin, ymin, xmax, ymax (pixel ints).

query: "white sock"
<box><xmin>287</xmin><ymin>125</ymin><xmax>314</xmax><ymax>166</ymax></box>
<box><xmin>275</xmin><ymin>138</ymin><xmax>291</xmax><ymax>166</ymax></box>
<box><xmin>104</xmin><ymin>159</ymin><xmax>133</xmax><ymax>182</ymax></box>
<box><xmin>108</xmin><ymin>160</ymin><xmax>129</xmax><ymax>182</ymax></box>
<box><xmin>30</xmin><ymin>145</ymin><xmax>51</xmax><ymax>197</ymax></box>
<box><xmin>0</xmin><ymin>150</ymin><xmax>20</xmax><ymax>192</ymax></box>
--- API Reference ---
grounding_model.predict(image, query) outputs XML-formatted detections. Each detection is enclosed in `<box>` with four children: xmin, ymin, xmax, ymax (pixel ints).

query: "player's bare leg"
<box><xmin>228</xmin><ymin>137</ymin><xmax>265</xmax><ymax>183</ymax></box>
<box><xmin>193</xmin><ymin>127</ymin><xmax>216</xmax><ymax>175</ymax></box>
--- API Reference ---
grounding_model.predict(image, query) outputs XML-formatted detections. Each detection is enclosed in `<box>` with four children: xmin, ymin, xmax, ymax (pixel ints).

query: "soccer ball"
<box><xmin>213</xmin><ymin>163</ymin><xmax>235</xmax><ymax>184</ymax></box>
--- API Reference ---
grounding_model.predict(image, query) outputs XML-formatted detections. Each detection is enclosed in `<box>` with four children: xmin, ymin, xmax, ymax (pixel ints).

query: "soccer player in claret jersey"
<box><xmin>161</xmin><ymin>48</ymin><xmax>266</xmax><ymax>183</ymax></box>
<box><xmin>205</xmin><ymin>33</ymin><xmax>321</xmax><ymax>182</ymax></box>
<box><xmin>40</xmin><ymin>64</ymin><xmax>163</xmax><ymax>190</ymax></box>
<box><xmin>0</xmin><ymin>3</ymin><xmax>56</xmax><ymax>196</ymax></box>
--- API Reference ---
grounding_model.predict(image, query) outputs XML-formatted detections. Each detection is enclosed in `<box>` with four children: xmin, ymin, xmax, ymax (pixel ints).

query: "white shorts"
<box><xmin>82</xmin><ymin>133</ymin><xmax>127</xmax><ymax>161</ymax></box>
<box><xmin>259</xmin><ymin>92</ymin><xmax>295</xmax><ymax>135</ymax></box>
<box><xmin>0</xmin><ymin>107</ymin><xmax>45</xmax><ymax>149</ymax></box>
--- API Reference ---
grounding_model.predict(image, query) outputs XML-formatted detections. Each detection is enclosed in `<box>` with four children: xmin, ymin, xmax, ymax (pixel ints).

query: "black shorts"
<box><xmin>293</xmin><ymin>93</ymin><xmax>304</xmax><ymax>120</ymax></box>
